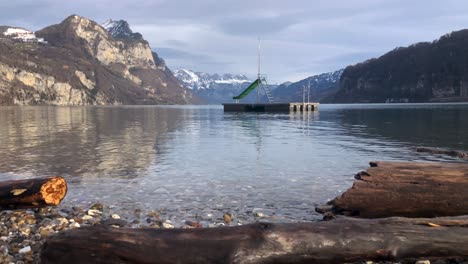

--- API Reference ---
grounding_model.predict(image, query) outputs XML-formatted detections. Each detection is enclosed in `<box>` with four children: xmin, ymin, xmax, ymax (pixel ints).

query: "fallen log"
<box><xmin>318</xmin><ymin>161</ymin><xmax>468</xmax><ymax>218</ymax></box>
<box><xmin>41</xmin><ymin>216</ymin><xmax>468</xmax><ymax>264</ymax></box>
<box><xmin>416</xmin><ymin>147</ymin><xmax>468</xmax><ymax>160</ymax></box>
<box><xmin>0</xmin><ymin>176</ymin><xmax>67</xmax><ymax>209</ymax></box>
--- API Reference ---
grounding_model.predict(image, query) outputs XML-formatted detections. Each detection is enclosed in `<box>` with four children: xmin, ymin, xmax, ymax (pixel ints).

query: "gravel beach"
<box><xmin>0</xmin><ymin>203</ymin><xmax>270</xmax><ymax>264</ymax></box>
<box><xmin>1</xmin><ymin>204</ymin><xmax>467</xmax><ymax>264</ymax></box>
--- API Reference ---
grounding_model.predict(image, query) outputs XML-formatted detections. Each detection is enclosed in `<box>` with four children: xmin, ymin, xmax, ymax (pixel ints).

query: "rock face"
<box><xmin>273</xmin><ymin>69</ymin><xmax>343</xmax><ymax>103</ymax></box>
<box><xmin>333</xmin><ymin>29</ymin><xmax>468</xmax><ymax>103</ymax></box>
<box><xmin>0</xmin><ymin>15</ymin><xmax>195</xmax><ymax>105</ymax></box>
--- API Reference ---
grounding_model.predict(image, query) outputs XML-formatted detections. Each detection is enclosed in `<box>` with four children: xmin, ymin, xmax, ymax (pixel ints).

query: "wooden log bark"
<box><xmin>41</xmin><ymin>216</ymin><xmax>468</xmax><ymax>264</ymax></box>
<box><xmin>0</xmin><ymin>176</ymin><xmax>67</xmax><ymax>209</ymax></box>
<box><xmin>320</xmin><ymin>161</ymin><xmax>468</xmax><ymax>218</ymax></box>
<box><xmin>416</xmin><ymin>147</ymin><xmax>468</xmax><ymax>160</ymax></box>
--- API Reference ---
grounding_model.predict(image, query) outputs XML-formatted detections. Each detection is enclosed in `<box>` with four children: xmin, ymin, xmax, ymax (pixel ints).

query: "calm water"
<box><xmin>0</xmin><ymin>104</ymin><xmax>467</xmax><ymax>224</ymax></box>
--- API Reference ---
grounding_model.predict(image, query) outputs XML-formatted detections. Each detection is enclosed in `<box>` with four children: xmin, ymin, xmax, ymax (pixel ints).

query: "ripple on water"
<box><xmin>0</xmin><ymin>104</ymin><xmax>467</xmax><ymax>222</ymax></box>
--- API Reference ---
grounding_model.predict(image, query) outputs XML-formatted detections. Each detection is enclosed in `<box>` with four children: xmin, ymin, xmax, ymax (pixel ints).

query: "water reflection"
<box><xmin>0</xmin><ymin>104</ymin><xmax>466</xmax><ymax>224</ymax></box>
<box><xmin>321</xmin><ymin>104</ymin><xmax>468</xmax><ymax>152</ymax></box>
<box><xmin>0</xmin><ymin>106</ymin><xmax>186</xmax><ymax>180</ymax></box>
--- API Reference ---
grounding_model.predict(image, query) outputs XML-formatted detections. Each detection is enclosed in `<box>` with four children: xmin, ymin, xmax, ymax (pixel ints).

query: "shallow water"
<box><xmin>0</xmin><ymin>104</ymin><xmax>467</xmax><ymax>224</ymax></box>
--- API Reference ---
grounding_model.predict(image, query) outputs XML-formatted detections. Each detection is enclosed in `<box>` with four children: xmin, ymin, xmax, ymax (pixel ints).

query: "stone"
<box><xmin>69</xmin><ymin>222</ymin><xmax>81</xmax><ymax>229</ymax></box>
<box><xmin>38</xmin><ymin>227</ymin><xmax>51</xmax><ymax>237</ymax></box>
<box><xmin>415</xmin><ymin>261</ymin><xmax>430</xmax><ymax>264</ymax></box>
<box><xmin>72</xmin><ymin>206</ymin><xmax>84</xmax><ymax>214</ymax></box>
<box><xmin>185</xmin><ymin>221</ymin><xmax>203</xmax><ymax>228</ymax></box>
<box><xmin>87</xmin><ymin>209</ymin><xmax>102</xmax><ymax>216</ymax></box>
<box><xmin>162</xmin><ymin>221</ymin><xmax>174</xmax><ymax>229</ymax></box>
<box><xmin>111</xmin><ymin>214</ymin><xmax>121</xmax><ymax>219</ymax></box>
<box><xmin>254</xmin><ymin>212</ymin><xmax>265</xmax><ymax>218</ymax></box>
<box><xmin>147</xmin><ymin>210</ymin><xmax>160</xmax><ymax>219</ymax></box>
<box><xmin>90</xmin><ymin>203</ymin><xmax>104</xmax><ymax>211</ymax></box>
<box><xmin>18</xmin><ymin>246</ymin><xmax>31</xmax><ymax>254</ymax></box>
<box><xmin>223</xmin><ymin>213</ymin><xmax>232</xmax><ymax>224</ymax></box>
<box><xmin>82</xmin><ymin>215</ymin><xmax>93</xmax><ymax>221</ymax></box>
<box><xmin>58</xmin><ymin>218</ymin><xmax>69</xmax><ymax>226</ymax></box>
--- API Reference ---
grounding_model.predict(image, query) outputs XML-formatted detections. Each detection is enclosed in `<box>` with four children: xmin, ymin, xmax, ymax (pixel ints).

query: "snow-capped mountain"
<box><xmin>174</xmin><ymin>69</ymin><xmax>250</xmax><ymax>90</ymax></box>
<box><xmin>273</xmin><ymin>69</ymin><xmax>344</xmax><ymax>103</ymax></box>
<box><xmin>175</xmin><ymin>69</ymin><xmax>259</xmax><ymax>103</ymax></box>
<box><xmin>102</xmin><ymin>19</ymin><xmax>142</xmax><ymax>40</ymax></box>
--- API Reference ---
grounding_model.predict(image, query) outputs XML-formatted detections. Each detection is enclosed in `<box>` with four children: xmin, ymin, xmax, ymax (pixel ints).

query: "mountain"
<box><xmin>272</xmin><ymin>69</ymin><xmax>343</xmax><ymax>103</ymax></box>
<box><xmin>175</xmin><ymin>69</ymin><xmax>265</xmax><ymax>103</ymax></box>
<box><xmin>102</xmin><ymin>19</ymin><xmax>143</xmax><ymax>41</ymax></box>
<box><xmin>333</xmin><ymin>29</ymin><xmax>468</xmax><ymax>103</ymax></box>
<box><xmin>0</xmin><ymin>15</ymin><xmax>195</xmax><ymax>105</ymax></box>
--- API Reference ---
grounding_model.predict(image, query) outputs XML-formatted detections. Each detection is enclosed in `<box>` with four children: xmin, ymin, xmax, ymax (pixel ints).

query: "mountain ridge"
<box><xmin>273</xmin><ymin>69</ymin><xmax>343</xmax><ymax>103</ymax></box>
<box><xmin>0</xmin><ymin>15</ymin><xmax>196</xmax><ymax>105</ymax></box>
<box><xmin>333</xmin><ymin>29</ymin><xmax>468</xmax><ymax>103</ymax></box>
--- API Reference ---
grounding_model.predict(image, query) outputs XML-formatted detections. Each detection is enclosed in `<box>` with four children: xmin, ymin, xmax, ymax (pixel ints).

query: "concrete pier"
<box><xmin>223</xmin><ymin>102</ymin><xmax>319</xmax><ymax>112</ymax></box>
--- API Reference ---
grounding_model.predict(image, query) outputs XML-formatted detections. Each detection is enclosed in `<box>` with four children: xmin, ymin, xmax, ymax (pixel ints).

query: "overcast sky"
<box><xmin>2</xmin><ymin>0</ymin><xmax>468</xmax><ymax>83</ymax></box>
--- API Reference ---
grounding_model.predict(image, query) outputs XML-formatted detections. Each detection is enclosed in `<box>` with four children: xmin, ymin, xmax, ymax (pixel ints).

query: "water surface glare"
<box><xmin>0</xmin><ymin>104</ymin><xmax>467</xmax><ymax>224</ymax></box>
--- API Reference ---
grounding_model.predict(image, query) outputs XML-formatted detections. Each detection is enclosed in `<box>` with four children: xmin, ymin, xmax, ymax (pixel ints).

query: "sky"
<box><xmin>2</xmin><ymin>0</ymin><xmax>468</xmax><ymax>83</ymax></box>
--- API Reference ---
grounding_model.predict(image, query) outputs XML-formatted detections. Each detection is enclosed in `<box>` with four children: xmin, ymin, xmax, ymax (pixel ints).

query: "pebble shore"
<box><xmin>0</xmin><ymin>203</ymin><xmax>267</xmax><ymax>264</ymax></box>
<box><xmin>0</xmin><ymin>204</ymin><xmax>467</xmax><ymax>264</ymax></box>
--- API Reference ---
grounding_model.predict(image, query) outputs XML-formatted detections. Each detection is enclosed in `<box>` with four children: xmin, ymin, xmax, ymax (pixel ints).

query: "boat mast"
<box><xmin>257</xmin><ymin>39</ymin><xmax>261</xmax><ymax>103</ymax></box>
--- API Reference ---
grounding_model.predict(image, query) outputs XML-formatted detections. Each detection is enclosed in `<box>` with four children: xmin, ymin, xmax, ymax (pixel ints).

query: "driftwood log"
<box><xmin>41</xmin><ymin>216</ymin><xmax>468</xmax><ymax>264</ymax></box>
<box><xmin>0</xmin><ymin>176</ymin><xmax>67</xmax><ymax>209</ymax></box>
<box><xmin>317</xmin><ymin>161</ymin><xmax>468</xmax><ymax>218</ymax></box>
<box><xmin>416</xmin><ymin>147</ymin><xmax>468</xmax><ymax>160</ymax></box>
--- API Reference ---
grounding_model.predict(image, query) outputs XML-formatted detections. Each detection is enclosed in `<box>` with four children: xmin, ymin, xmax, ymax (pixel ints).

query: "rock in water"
<box><xmin>223</xmin><ymin>213</ymin><xmax>232</xmax><ymax>224</ymax></box>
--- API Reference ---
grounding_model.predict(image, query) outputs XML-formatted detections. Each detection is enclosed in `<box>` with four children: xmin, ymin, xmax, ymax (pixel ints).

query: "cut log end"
<box><xmin>40</xmin><ymin>177</ymin><xmax>67</xmax><ymax>206</ymax></box>
<box><xmin>0</xmin><ymin>176</ymin><xmax>67</xmax><ymax>209</ymax></box>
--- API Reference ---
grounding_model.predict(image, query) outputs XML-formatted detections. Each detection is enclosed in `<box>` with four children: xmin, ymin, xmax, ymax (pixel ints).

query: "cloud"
<box><xmin>2</xmin><ymin>0</ymin><xmax>468</xmax><ymax>82</ymax></box>
<box><xmin>154</xmin><ymin>47</ymin><xmax>225</xmax><ymax>71</ymax></box>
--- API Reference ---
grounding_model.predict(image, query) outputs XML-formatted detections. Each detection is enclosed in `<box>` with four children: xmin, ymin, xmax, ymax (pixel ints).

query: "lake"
<box><xmin>0</xmin><ymin>104</ymin><xmax>467</xmax><ymax>225</ymax></box>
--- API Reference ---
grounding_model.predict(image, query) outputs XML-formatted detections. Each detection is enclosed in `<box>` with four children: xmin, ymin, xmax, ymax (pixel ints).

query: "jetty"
<box><xmin>223</xmin><ymin>41</ymin><xmax>319</xmax><ymax>112</ymax></box>
<box><xmin>223</xmin><ymin>102</ymin><xmax>319</xmax><ymax>112</ymax></box>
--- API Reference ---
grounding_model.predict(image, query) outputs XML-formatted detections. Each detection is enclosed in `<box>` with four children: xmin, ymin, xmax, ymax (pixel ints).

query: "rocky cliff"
<box><xmin>334</xmin><ymin>29</ymin><xmax>468</xmax><ymax>103</ymax></box>
<box><xmin>0</xmin><ymin>15</ymin><xmax>195</xmax><ymax>105</ymax></box>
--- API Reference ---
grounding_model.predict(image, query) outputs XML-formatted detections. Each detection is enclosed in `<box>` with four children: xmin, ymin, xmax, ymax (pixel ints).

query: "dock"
<box><xmin>223</xmin><ymin>102</ymin><xmax>319</xmax><ymax>112</ymax></box>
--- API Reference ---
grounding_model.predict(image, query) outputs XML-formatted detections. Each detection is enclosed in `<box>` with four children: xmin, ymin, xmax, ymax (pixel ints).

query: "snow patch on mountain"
<box><xmin>174</xmin><ymin>69</ymin><xmax>250</xmax><ymax>90</ymax></box>
<box><xmin>176</xmin><ymin>69</ymin><xmax>200</xmax><ymax>87</ymax></box>
<box><xmin>215</xmin><ymin>78</ymin><xmax>250</xmax><ymax>84</ymax></box>
<box><xmin>102</xmin><ymin>20</ymin><xmax>118</xmax><ymax>31</ymax></box>
<box><xmin>3</xmin><ymin>28</ymin><xmax>46</xmax><ymax>43</ymax></box>
<box><xmin>272</xmin><ymin>69</ymin><xmax>344</xmax><ymax>103</ymax></box>
<box><xmin>101</xmin><ymin>19</ymin><xmax>142</xmax><ymax>40</ymax></box>
<box><xmin>307</xmin><ymin>69</ymin><xmax>343</xmax><ymax>85</ymax></box>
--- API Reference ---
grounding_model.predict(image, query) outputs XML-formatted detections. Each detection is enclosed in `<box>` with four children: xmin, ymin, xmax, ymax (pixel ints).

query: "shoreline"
<box><xmin>0</xmin><ymin>203</ymin><xmax>295</xmax><ymax>264</ymax></box>
<box><xmin>2</xmin><ymin>204</ymin><xmax>468</xmax><ymax>264</ymax></box>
